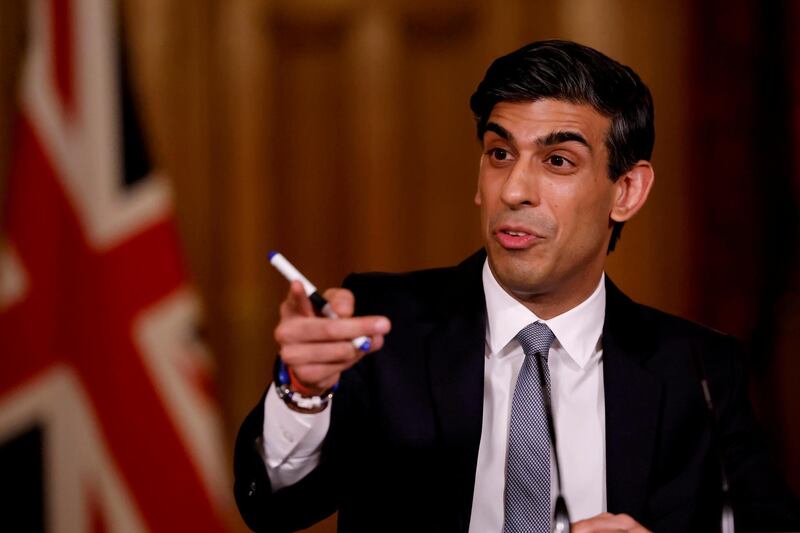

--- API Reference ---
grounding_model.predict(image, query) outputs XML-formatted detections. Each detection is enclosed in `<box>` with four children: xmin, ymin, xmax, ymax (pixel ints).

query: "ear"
<box><xmin>610</xmin><ymin>161</ymin><xmax>654</xmax><ymax>223</ymax></box>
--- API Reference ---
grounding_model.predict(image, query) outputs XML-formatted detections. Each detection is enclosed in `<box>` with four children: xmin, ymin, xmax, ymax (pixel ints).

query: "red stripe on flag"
<box><xmin>51</xmin><ymin>0</ymin><xmax>75</xmax><ymax>114</ymax></box>
<box><xmin>0</xmin><ymin>116</ymin><xmax>66</xmax><ymax>389</ymax></box>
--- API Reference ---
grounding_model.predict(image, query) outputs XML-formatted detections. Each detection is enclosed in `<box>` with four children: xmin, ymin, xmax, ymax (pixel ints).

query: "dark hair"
<box><xmin>469</xmin><ymin>40</ymin><xmax>654</xmax><ymax>252</ymax></box>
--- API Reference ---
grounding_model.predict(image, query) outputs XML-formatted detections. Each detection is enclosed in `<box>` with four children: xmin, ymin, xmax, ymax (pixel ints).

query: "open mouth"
<box><xmin>494</xmin><ymin>228</ymin><xmax>540</xmax><ymax>250</ymax></box>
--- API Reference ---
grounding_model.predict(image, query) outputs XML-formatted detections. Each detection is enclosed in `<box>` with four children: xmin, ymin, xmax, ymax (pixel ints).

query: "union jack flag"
<box><xmin>0</xmin><ymin>0</ymin><xmax>231</xmax><ymax>530</ymax></box>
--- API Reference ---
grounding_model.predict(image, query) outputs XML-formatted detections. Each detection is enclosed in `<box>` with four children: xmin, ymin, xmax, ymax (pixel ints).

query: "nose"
<box><xmin>500</xmin><ymin>158</ymin><xmax>540</xmax><ymax>209</ymax></box>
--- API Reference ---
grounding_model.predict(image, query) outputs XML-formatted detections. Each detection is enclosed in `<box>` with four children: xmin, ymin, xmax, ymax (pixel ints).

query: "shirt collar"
<box><xmin>482</xmin><ymin>259</ymin><xmax>606</xmax><ymax>369</ymax></box>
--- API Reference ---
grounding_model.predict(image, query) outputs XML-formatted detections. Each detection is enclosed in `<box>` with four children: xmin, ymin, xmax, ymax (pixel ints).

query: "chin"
<box><xmin>502</xmin><ymin>269</ymin><xmax>549</xmax><ymax>297</ymax></box>
<box><xmin>489</xmin><ymin>250</ymin><xmax>550</xmax><ymax>296</ymax></box>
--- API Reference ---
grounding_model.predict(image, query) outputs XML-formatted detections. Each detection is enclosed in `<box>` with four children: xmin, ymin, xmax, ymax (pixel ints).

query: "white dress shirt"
<box><xmin>262</xmin><ymin>260</ymin><xmax>607</xmax><ymax>529</ymax></box>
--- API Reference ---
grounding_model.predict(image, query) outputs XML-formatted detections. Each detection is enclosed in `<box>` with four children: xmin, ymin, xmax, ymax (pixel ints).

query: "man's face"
<box><xmin>475</xmin><ymin>99</ymin><xmax>617</xmax><ymax>306</ymax></box>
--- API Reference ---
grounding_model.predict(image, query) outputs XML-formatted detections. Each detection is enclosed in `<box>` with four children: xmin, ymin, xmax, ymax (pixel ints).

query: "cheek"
<box><xmin>475</xmin><ymin>183</ymin><xmax>490</xmax><ymax>232</ymax></box>
<box><xmin>552</xmin><ymin>183</ymin><xmax>613</xmax><ymax>241</ymax></box>
<box><xmin>477</xmin><ymin>174</ymin><xmax>499</xmax><ymax>209</ymax></box>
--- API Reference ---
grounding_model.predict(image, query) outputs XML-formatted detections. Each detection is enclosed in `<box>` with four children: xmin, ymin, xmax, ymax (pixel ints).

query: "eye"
<box><xmin>544</xmin><ymin>154</ymin><xmax>576</xmax><ymax>172</ymax></box>
<box><xmin>487</xmin><ymin>148</ymin><xmax>510</xmax><ymax>161</ymax></box>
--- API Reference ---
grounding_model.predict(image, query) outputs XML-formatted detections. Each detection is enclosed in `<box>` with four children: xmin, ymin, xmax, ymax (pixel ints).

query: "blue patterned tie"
<box><xmin>504</xmin><ymin>322</ymin><xmax>556</xmax><ymax>532</ymax></box>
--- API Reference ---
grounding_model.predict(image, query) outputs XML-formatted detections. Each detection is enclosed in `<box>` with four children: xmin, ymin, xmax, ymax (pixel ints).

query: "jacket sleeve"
<box><xmin>233</xmin><ymin>387</ymin><xmax>339</xmax><ymax>532</ymax></box>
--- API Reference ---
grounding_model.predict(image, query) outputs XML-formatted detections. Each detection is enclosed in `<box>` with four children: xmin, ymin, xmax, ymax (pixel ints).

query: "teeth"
<box><xmin>505</xmin><ymin>230</ymin><xmax>526</xmax><ymax>236</ymax></box>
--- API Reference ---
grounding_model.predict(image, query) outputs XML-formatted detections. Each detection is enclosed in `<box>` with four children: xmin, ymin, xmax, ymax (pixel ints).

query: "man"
<box><xmin>234</xmin><ymin>40</ymin><xmax>800</xmax><ymax>532</ymax></box>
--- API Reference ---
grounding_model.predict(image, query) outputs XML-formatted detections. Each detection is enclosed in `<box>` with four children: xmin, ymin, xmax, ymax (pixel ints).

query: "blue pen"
<box><xmin>268</xmin><ymin>251</ymin><xmax>371</xmax><ymax>352</ymax></box>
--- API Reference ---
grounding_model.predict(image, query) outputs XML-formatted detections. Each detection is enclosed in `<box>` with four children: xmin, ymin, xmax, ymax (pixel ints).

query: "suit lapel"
<box><xmin>603</xmin><ymin>278</ymin><xmax>663</xmax><ymax>517</ymax></box>
<box><xmin>426</xmin><ymin>251</ymin><xmax>487</xmax><ymax>530</ymax></box>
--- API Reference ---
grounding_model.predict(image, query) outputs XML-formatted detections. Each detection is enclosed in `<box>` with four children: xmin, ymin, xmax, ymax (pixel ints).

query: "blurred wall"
<box><xmin>1</xmin><ymin>1</ymin><xmax>797</xmax><ymax>532</ymax></box>
<box><xmin>687</xmin><ymin>0</ymin><xmax>800</xmax><ymax>497</ymax></box>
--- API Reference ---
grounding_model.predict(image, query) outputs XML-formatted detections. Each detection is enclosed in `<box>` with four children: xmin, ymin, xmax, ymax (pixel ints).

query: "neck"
<box><xmin>499</xmin><ymin>269</ymin><xmax>604</xmax><ymax>320</ymax></box>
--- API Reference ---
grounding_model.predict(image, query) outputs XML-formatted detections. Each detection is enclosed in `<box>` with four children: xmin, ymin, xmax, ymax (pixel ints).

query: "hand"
<box><xmin>572</xmin><ymin>512</ymin><xmax>652</xmax><ymax>533</ymax></box>
<box><xmin>274</xmin><ymin>280</ymin><xmax>391</xmax><ymax>395</ymax></box>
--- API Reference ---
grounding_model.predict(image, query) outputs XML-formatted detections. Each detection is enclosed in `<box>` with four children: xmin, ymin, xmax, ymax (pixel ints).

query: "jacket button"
<box><xmin>248</xmin><ymin>481</ymin><xmax>256</xmax><ymax>497</ymax></box>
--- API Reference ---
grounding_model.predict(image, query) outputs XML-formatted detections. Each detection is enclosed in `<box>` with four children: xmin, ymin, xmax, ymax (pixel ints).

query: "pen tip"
<box><xmin>268</xmin><ymin>250</ymin><xmax>278</xmax><ymax>261</ymax></box>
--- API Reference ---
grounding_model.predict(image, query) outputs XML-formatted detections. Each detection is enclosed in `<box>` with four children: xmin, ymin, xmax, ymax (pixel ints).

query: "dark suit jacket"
<box><xmin>234</xmin><ymin>250</ymin><xmax>800</xmax><ymax>532</ymax></box>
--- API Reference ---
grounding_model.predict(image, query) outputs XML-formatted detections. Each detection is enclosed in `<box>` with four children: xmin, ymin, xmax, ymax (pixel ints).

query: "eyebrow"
<box><xmin>484</xmin><ymin>122</ymin><xmax>513</xmax><ymax>142</ymax></box>
<box><xmin>484</xmin><ymin>121</ymin><xmax>593</xmax><ymax>154</ymax></box>
<box><xmin>538</xmin><ymin>131</ymin><xmax>592</xmax><ymax>153</ymax></box>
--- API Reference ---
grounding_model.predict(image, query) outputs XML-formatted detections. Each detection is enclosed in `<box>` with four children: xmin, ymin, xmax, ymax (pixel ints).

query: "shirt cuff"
<box><xmin>262</xmin><ymin>383</ymin><xmax>331</xmax><ymax>489</ymax></box>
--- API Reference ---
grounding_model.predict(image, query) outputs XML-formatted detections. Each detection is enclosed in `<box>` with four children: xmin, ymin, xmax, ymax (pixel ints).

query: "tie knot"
<box><xmin>515</xmin><ymin>322</ymin><xmax>555</xmax><ymax>359</ymax></box>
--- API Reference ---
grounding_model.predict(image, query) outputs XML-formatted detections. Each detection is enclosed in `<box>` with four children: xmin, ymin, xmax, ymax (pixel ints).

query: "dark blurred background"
<box><xmin>0</xmin><ymin>1</ymin><xmax>798</xmax><ymax>531</ymax></box>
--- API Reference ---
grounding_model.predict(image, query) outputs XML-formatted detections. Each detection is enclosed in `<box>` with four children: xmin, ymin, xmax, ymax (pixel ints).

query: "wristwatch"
<box><xmin>273</xmin><ymin>356</ymin><xmax>337</xmax><ymax>413</ymax></box>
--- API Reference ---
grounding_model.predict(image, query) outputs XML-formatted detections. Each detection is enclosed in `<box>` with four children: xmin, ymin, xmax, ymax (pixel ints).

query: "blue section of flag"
<box><xmin>118</xmin><ymin>8</ymin><xmax>152</xmax><ymax>187</ymax></box>
<box><xmin>0</xmin><ymin>426</ymin><xmax>44</xmax><ymax>532</ymax></box>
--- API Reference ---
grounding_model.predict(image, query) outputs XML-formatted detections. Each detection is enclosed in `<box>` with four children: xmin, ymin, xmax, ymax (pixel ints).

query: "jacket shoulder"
<box><xmin>606</xmin><ymin>278</ymin><xmax>740</xmax><ymax>355</ymax></box>
<box><xmin>639</xmin><ymin>302</ymin><xmax>736</xmax><ymax>346</ymax></box>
